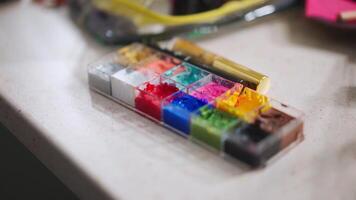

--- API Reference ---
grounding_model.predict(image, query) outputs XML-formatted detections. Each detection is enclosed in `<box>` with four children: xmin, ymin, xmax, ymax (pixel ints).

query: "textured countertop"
<box><xmin>1</xmin><ymin>2</ymin><xmax>356</xmax><ymax>200</ymax></box>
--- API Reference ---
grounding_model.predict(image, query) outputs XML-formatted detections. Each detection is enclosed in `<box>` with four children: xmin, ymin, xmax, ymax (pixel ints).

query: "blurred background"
<box><xmin>0</xmin><ymin>0</ymin><xmax>355</xmax><ymax>199</ymax></box>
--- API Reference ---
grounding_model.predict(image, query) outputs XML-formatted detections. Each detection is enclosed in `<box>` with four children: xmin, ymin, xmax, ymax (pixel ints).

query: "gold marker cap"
<box><xmin>170</xmin><ymin>38</ymin><xmax>217</xmax><ymax>65</ymax></box>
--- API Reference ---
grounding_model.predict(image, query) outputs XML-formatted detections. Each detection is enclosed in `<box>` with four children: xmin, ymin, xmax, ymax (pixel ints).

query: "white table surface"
<box><xmin>1</xmin><ymin>2</ymin><xmax>356</xmax><ymax>200</ymax></box>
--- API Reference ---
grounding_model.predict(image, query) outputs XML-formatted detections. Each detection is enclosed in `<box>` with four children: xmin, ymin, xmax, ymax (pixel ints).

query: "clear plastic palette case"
<box><xmin>88</xmin><ymin>42</ymin><xmax>304</xmax><ymax>168</ymax></box>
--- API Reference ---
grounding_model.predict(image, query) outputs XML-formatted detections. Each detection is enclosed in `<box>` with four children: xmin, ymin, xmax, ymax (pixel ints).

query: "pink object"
<box><xmin>306</xmin><ymin>0</ymin><xmax>356</xmax><ymax>23</ymax></box>
<box><xmin>190</xmin><ymin>82</ymin><xmax>230</xmax><ymax>102</ymax></box>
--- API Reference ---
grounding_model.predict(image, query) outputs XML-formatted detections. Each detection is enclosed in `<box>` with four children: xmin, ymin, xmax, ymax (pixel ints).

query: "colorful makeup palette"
<box><xmin>88</xmin><ymin>42</ymin><xmax>304</xmax><ymax>168</ymax></box>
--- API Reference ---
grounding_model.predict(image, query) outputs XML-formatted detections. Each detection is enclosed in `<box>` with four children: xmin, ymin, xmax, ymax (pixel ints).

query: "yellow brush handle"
<box><xmin>93</xmin><ymin>0</ymin><xmax>266</xmax><ymax>26</ymax></box>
